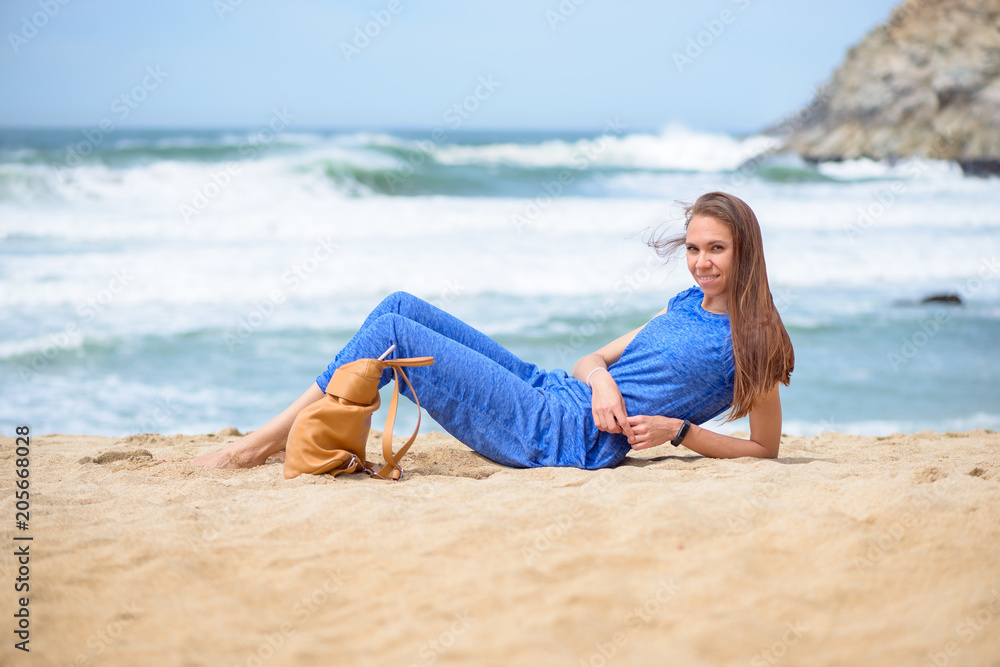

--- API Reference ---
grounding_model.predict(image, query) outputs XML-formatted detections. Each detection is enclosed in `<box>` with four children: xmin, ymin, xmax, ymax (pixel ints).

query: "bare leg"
<box><xmin>183</xmin><ymin>384</ymin><xmax>325</xmax><ymax>469</ymax></box>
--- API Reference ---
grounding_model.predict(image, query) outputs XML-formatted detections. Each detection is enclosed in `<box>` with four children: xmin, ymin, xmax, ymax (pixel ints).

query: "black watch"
<box><xmin>670</xmin><ymin>419</ymin><xmax>691</xmax><ymax>447</ymax></box>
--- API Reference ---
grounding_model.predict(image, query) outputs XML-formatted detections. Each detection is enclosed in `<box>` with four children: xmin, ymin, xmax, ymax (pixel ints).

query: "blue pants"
<box><xmin>316</xmin><ymin>291</ymin><xmax>630</xmax><ymax>469</ymax></box>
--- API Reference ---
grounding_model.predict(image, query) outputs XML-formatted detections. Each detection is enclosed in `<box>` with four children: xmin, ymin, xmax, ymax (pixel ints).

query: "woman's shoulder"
<box><xmin>667</xmin><ymin>285</ymin><xmax>704</xmax><ymax>310</ymax></box>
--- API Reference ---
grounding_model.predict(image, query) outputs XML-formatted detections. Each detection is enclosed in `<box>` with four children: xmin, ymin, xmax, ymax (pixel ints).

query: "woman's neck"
<box><xmin>701</xmin><ymin>293</ymin><xmax>729</xmax><ymax>314</ymax></box>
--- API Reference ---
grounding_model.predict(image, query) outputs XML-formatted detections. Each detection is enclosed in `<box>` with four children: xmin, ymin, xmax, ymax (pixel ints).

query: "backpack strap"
<box><xmin>372</xmin><ymin>357</ymin><xmax>433</xmax><ymax>481</ymax></box>
<box><xmin>385</xmin><ymin>357</ymin><xmax>434</xmax><ymax>368</ymax></box>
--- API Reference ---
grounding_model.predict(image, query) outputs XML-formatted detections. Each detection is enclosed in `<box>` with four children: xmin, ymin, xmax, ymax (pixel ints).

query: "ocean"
<box><xmin>1</xmin><ymin>124</ymin><xmax>998</xmax><ymax>440</ymax></box>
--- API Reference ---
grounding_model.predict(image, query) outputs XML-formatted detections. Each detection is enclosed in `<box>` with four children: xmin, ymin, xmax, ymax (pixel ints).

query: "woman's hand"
<box><xmin>624</xmin><ymin>415</ymin><xmax>678</xmax><ymax>450</ymax></box>
<box><xmin>589</xmin><ymin>370</ymin><xmax>636</xmax><ymax>441</ymax></box>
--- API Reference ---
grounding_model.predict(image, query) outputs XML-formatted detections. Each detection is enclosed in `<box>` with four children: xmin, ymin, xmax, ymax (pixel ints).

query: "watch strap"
<box><xmin>670</xmin><ymin>419</ymin><xmax>691</xmax><ymax>447</ymax></box>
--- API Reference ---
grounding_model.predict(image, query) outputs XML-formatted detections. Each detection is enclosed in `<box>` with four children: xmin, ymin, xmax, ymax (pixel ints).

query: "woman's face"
<box><xmin>686</xmin><ymin>214</ymin><xmax>735</xmax><ymax>307</ymax></box>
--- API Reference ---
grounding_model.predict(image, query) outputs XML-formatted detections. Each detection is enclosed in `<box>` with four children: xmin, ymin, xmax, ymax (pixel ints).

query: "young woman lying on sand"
<box><xmin>187</xmin><ymin>191</ymin><xmax>794</xmax><ymax>470</ymax></box>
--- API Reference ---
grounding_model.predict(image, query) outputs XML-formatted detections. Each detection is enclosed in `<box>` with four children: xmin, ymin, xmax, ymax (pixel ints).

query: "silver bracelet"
<box><xmin>585</xmin><ymin>366</ymin><xmax>608</xmax><ymax>387</ymax></box>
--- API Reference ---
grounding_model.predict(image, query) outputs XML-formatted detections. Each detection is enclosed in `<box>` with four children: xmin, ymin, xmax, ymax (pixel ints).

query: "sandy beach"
<box><xmin>2</xmin><ymin>428</ymin><xmax>999</xmax><ymax>666</ymax></box>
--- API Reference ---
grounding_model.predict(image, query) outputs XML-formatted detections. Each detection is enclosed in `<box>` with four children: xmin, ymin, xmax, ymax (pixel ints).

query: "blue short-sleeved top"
<box><xmin>540</xmin><ymin>286</ymin><xmax>736</xmax><ymax>467</ymax></box>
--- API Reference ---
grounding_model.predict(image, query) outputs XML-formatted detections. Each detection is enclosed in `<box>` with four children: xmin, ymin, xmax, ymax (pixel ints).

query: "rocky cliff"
<box><xmin>781</xmin><ymin>0</ymin><xmax>1000</xmax><ymax>175</ymax></box>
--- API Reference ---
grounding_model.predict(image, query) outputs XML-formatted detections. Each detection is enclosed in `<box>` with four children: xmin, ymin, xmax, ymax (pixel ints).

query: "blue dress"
<box><xmin>317</xmin><ymin>287</ymin><xmax>735</xmax><ymax>470</ymax></box>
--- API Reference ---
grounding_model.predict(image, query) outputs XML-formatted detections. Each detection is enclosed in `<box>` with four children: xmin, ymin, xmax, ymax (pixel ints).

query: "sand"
<box><xmin>2</xmin><ymin>427</ymin><xmax>999</xmax><ymax>667</ymax></box>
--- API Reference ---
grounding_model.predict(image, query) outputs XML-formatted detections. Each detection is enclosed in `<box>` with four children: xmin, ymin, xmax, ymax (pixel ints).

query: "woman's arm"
<box><xmin>572</xmin><ymin>306</ymin><xmax>669</xmax><ymax>439</ymax></box>
<box><xmin>626</xmin><ymin>382</ymin><xmax>783</xmax><ymax>459</ymax></box>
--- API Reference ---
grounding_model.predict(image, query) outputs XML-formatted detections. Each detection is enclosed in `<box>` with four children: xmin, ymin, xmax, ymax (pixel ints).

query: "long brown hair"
<box><xmin>643</xmin><ymin>192</ymin><xmax>794</xmax><ymax>421</ymax></box>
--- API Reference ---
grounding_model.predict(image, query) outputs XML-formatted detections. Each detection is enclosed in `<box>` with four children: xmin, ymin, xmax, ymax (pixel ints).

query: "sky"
<box><xmin>0</xmin><ymin>0</ymin><xmax>903</xmax><ymax>134</ymax></box>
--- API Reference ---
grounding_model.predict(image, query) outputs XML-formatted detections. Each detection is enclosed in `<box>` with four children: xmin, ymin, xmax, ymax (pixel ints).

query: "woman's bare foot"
<box><xmin>183</xmin><ymin>432</ymin><xmax>286</xmax><ymax>469</ymax></box>
<box><xmin>183</xmin><ymin>441</ymin><xmax>271</xmax><ymax>469</ymax></box>
<box><xmin>178</xmin><ymin>383</ymin><xmax>323</xmax><ymax>470</ymax></box>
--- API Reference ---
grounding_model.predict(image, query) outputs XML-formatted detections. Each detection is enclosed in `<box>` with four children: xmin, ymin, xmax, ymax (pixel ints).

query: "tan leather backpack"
<box><xmin>284</xmin><ymin>352</ymin><xmax>434</xmax><ymax>481</ymax></box>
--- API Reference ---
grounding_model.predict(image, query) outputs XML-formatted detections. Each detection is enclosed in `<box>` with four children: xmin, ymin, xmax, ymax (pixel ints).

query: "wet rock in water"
<box><xmin>920</xmin><ymin>293</ymin><xmax>963</xmax><ymax>305</ymax></box>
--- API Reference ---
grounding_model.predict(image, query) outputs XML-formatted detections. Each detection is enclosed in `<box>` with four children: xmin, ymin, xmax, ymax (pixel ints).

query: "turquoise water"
<box><xmin>1</xmin><ymin>126</ymin><xmax>998</xmax><ymax>438</ymax></box>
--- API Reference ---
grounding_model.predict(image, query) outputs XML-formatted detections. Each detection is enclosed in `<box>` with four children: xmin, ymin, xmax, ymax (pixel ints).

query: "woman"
<box><xmin>187</xmin><ymin>191</ymin><xmax>793</xmax><ymax>470</ymax></box>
